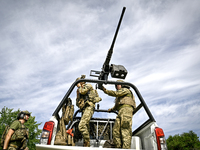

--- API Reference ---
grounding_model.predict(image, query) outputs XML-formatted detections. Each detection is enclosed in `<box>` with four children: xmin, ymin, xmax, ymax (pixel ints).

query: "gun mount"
<box><xmin>90</xmin><ymin>7</ymin><xmax>128</xmax><ymax>83</ymax></box>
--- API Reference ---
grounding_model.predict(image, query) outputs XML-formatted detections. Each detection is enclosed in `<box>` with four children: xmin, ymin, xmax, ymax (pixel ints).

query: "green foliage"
<box><xmin>167</xmin><ymin>130</ymin><xmax>200</xmax><ymax>150</ymax></box>
<box><xmin>0</xmin><ymin>106</ymin><xmax>42</xmax><ymax>150</ymax></box>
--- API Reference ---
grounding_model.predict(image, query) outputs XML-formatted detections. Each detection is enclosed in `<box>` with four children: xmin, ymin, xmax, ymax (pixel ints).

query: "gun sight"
<box><xmin>90</xmin><ymin>64</ymin><xmax>127</xmax><ymax>80</ymax></box>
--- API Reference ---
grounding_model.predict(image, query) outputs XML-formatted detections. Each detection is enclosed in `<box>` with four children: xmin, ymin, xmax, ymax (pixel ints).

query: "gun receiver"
<box><xmin>90</xmin><ymin>7</ymin><xmax>128</xmax><ymax>82</ymax></box>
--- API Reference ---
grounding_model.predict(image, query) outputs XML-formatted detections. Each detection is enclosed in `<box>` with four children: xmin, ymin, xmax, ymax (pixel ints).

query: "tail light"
<box><xmin>40</xmin><ymin>121</ymin><xmax>55</xmax><ymax>145</ymax></box>
<box><xmin>155</xmin><ymin>127</ymin><xmax>168</xmax><ymax>150</ymax></box>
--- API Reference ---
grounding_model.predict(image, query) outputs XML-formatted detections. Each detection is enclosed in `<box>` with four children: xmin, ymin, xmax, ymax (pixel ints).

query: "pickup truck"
<box><xmin>36</xmin><ymin>6</ymin><xmax>168</xmax><ymax>150</ymax></box>
<box><xmin>36</xmin><ymin>79</ymin><xmax>168</xmax><ymax>150</ymax></box>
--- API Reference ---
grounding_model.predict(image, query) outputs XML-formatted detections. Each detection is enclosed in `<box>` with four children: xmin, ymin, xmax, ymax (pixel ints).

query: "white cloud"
<box><xmin>0</xmin><ymin>0</ymin><xmax>200</xmax><ymax>139</ymax></box>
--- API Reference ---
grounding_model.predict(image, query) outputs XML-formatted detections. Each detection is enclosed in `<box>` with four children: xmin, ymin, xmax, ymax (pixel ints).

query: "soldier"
<box><xmin>3</xmin><ymin>111</ymin><xmax>30</xmax><ymax>150</ymax></box>
<box><xmin>76</xmin><ymin>75</ymin><xmax>101</xmax><ymax>147</ymax></box>
<box><xmin>100</xmin><ymin>80</ymin><xmax>136</xmax><ymax>149</ymax></box>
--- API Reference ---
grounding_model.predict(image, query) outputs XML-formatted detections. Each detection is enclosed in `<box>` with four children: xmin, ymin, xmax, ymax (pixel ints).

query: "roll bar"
<box><xmin>52</xmin><ymin>79</ymin><xmax>155</xmax><ymax>123</ymax></box>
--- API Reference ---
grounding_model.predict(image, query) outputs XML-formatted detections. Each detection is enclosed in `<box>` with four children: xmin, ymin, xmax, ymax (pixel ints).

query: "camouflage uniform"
<box><xmin>7</xmin><ymin>120</ymin><xmax>29</xmax><ymax>150</ymax></box>
<box><xmin>103</xmin><ymin>87</ymin><xmax>136</xmax><ymax>149</ymax></box>
<box><xmin>76</xmin><ymin>83</ymin><xmax>101</xmax><ymax>146</ymax></box>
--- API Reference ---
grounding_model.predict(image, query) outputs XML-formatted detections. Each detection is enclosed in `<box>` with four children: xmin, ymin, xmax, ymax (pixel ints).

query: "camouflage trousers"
<box><xmin>8</xmin><ymin>147</ymin><xmax>17</xmax><ymax>150</ymax></box>
<box><xmin>8</xmin><ymin>146</ymin><xmax>28</xmax><ymax>150</ymax></box>
<box><xmin>8</xmin><ymin>145</ymin><xmax>18</xmax><ymax>150</ymax></box>
<box><xmin>113</xmin><ymin>106</ymin><xmax>133</xmax><ymax>149</ymax></box>
<box><xmin>78</xmin><ymin>105</ymin><xmax>94</xmax><ymax>142</ymax></box>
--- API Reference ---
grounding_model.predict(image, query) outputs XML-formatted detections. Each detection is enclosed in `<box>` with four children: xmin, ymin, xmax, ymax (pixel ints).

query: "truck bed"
<box><xmin>36</xmin><ymin>122</ymin><xmax>159</xmax><ymax>150</ymax></box>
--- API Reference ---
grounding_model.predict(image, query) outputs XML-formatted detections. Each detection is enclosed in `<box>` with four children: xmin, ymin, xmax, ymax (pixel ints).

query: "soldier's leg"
<box><xmin>78</xmin><ymin>106</ymin><xmax>94</xmax><ymax>144</ymax></box>
<box><xmin>121</xmin><ymin>107</ymin><xmax>133</xmax><ymax>149</ymax></box>
<box><xmin>113</xmin><ymin>114</ymin><xmax>121</xmax><ymax>148</ymax></box>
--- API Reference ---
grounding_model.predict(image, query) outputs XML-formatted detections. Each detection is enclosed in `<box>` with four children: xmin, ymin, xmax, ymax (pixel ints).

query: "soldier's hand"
<box><xmin>99</xmin><ymin>85</ymin><xmax>106</xmax><ymax>91</ymax></box>
<box><xmin>98</xmin><ymin>85</ymin><xmax>103</xmax><ymax>90</ymax></box>
<box><xmin>102</xmin><ymin>86</ymin><xmax>106</xmax><ymax>92</ymax></box>
<box><xmin>77</xmin><ymin>83</ymin><xmax>81</xmax><ymax>88</ymax></box>
<box><xmin>81</xmin><ymin>75</ymin><xmax>86</xmax><ymax>79</ymax></box>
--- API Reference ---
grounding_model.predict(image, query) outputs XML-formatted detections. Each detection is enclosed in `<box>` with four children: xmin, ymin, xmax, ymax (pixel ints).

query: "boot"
<box><xmin>83</xmin><ymin>141</ymin><xmax>90</xmax><ymax>147</ymax></box>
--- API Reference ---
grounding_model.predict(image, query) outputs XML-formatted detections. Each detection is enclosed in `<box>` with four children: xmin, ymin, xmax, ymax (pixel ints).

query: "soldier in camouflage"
<box><xmin>3</xmin><ymin>111</ymin><xmax>30</xmax><ymax>150</ymax></box>
<box><xmin>101</xmin><ymin>80</ymin><xmax>136</xmax><ymax>149</ymax></box>
<box><xmin>76</xmin><ymin>75</ymin><xmax>102</xmax><ymax>147</ymax></box>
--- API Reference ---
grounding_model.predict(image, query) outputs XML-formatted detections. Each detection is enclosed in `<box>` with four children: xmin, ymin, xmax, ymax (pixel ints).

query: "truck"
<box><xmin>36</xmin><ymin>7</ymin><xmax>168</xmax><ymax>150</ymax></box>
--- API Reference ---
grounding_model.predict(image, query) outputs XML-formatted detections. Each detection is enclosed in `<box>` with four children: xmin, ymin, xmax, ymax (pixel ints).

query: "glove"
<box><xmin>98</xmin><ymin>84</ymin><xmax>103</xmax><ymax>90</ymax></box>
<box><xmin>77</xmin><ymin>83</ymin><xmax>81</xmax><ymax>88</ymax></box>
<box><xmin>99</xmin><ymin>85</ymin><xmax>106</xmax><ymax>91</ymax></box>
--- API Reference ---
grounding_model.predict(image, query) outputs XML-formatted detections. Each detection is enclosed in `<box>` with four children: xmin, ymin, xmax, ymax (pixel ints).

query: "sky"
<box><xmin>0</xmin><ymin>0</ymin><xmax>200</xmax><ymax>139</ymax></box>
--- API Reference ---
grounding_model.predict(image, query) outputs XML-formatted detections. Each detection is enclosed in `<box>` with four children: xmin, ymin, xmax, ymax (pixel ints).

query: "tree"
<box><xmin>167</xmin><ymin>130</ymin><xmax>200</xmax><ymax>150</ymax></box>
<box><xmin>0</xmin><ymin>106</ymin><xmax>42</xmax><ymax>150</ymax></box>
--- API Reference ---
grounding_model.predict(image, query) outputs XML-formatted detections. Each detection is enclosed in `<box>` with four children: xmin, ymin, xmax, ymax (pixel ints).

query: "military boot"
<box><xmin>83</xmin><ymin>140</ymin><xmax>90</xmax><ymax>147</ymax></box>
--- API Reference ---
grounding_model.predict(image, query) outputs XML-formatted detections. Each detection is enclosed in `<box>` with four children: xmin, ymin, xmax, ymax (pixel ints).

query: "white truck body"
<box><xmin>36</xmin><ymin>119</ymin><xmax>159</xmax><ymax>150</ymax></box>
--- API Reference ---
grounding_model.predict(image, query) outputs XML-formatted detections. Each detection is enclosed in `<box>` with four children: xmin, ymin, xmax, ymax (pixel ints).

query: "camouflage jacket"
<box><xmin>76</xmin><ymin>83</ymin><xmax>101</xmax><ymax>109</ymax></box>
<box><xmin>9</xmin><ymin>120</ymin><xmax>29</xmax><ymax>148</ymax></box>
<box><xmin>103</xmin><ymin>87</ymin><xmax>136</xmax><ymax>111</ymax></box>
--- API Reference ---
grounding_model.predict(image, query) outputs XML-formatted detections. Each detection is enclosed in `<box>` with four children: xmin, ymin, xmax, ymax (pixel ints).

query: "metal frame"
<box><xmin>52</xmin><ymin>78</ymin><xmax>156</xmax><ymax>135</ymax></box>
<box><xmin>66</xmin><ymin>109</ymin><xmax>116</xmax><ymax>130</ymax></box>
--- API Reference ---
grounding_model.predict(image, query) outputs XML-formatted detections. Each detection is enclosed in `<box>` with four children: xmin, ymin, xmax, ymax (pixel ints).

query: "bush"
<box><xmin>167</xmin><ymin>131</ymin><xmax>200</xmax><ymax>150</ymax></box>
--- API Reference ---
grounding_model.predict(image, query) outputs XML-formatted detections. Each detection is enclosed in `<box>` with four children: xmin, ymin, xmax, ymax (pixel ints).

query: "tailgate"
<box><xmin>36</xmin><ymin>144</ymin><xmax>127</xmax><ymax>150</ymax></box>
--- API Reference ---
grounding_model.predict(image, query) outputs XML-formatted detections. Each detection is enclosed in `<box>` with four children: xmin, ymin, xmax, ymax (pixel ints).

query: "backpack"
<box><xmin>1</xmin><ymin>125</ymin><xmax>10</xmax><ymax>148</ymax></box>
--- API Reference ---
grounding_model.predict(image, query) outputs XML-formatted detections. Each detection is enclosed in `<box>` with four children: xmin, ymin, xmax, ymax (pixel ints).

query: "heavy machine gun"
<box><xmin>90</xmin><ymin>7</ymin><xmax>128</xmax><ymax>88</ymax></box>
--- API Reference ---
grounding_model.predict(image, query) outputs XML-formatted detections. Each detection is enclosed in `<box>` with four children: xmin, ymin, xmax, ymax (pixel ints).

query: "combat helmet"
<box><xmin>17</xmin><ymin>110</ymin><xmax>30</xmax><ymax>120</ymax></box>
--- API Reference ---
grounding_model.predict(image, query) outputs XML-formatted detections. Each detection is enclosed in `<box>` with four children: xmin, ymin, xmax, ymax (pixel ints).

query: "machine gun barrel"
<box><xmin>101</xmin><ymin>7</ymin><xmax>126</xmax><ymax>81</ymax></box>
<box><xmin>90</xmin><ymin>7</ymin><xmax>127</xmax><ymax>83</ymax></box>
<box><xmin>104</xmin><ymin>7</ymin><xmax>126</xmax><ymax>66</ymax></box>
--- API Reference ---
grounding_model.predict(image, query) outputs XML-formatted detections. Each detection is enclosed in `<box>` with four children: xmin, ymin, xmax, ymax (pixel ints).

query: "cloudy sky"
<box><xmin>0</xmin><ymin>0</ymin><xmax>200</xmax><ymax>139</ymax></box>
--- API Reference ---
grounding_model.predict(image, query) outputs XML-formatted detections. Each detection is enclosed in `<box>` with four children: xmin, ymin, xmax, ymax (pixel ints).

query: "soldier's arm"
<box><xmin>3</xmin><ymin>129</ymin><xmax>14</xmax><ymax>149</ymax></box>
<box><xmin>108</xmin><ymin>100</ymin><xmax>118</xmax><ymax>111</ymax></box>
<box><xmin>104</xmin><ymin>88</ymin><xmax>129</xmax><ymax>97</ymax></box>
